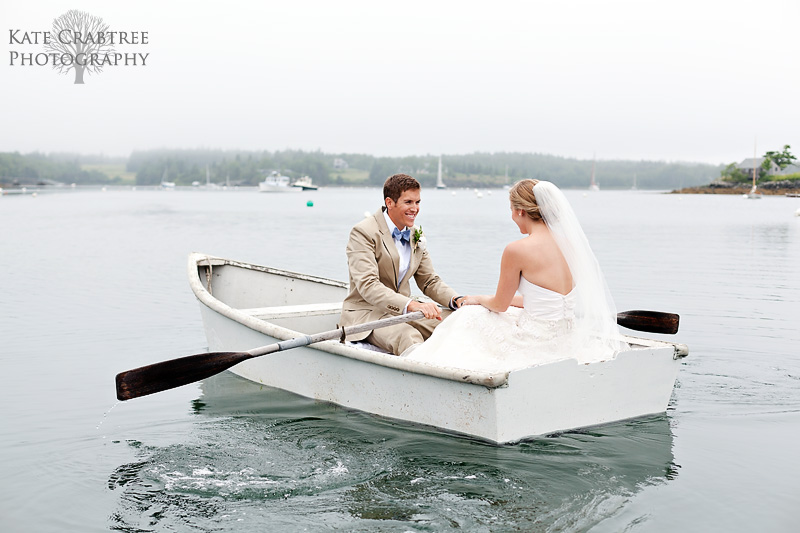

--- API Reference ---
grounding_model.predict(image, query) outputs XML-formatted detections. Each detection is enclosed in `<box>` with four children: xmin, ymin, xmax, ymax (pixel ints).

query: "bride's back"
<box><xmin>517</xmin><ymin>223</ymin><xmax>573</xmax><ymax>295</ymax></box>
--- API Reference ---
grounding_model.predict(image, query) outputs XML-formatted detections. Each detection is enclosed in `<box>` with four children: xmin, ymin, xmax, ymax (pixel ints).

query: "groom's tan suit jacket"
<box><xmin>340</xmin><ymin>208</ymin><xmax>457</xmax><ymax>343</ymax></box>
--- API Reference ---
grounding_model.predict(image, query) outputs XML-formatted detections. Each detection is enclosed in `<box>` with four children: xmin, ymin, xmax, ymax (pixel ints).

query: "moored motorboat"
<box><xmin>291</xmin><ymin>176</ymin><xmax>318</xmax><ymax>190</ymax></box>
<box><xmin>188</xmin><ymin>253</ymin><xmax>688</xmax><ymax>443</ymax></box>
<box><xmin>258</xmin><ymin>171</ymin><xmax>301</xmax><ymax>193</ymax></box>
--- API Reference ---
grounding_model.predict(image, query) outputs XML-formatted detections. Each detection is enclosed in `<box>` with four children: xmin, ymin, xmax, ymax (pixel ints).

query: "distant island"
<box><xmin>1</xmin><ymin>149</ymin><xmax>723</xmax><ymax>191</ymax></box>
<box><xmin>671</xmin><ymin>145</ymin><xmax>799</xmax><ymax>195</ymax></box>
<box><xmin>673</xmin><ymin>183</ymin><xmax>800</xmax><ymax>195</ymax></box>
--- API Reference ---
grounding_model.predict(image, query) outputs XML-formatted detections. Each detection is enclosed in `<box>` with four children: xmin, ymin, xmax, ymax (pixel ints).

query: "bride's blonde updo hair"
<box><xmin>509</xmin><ymin>179</ymin><xmax>542</xmax><ymax>222</ymax></box>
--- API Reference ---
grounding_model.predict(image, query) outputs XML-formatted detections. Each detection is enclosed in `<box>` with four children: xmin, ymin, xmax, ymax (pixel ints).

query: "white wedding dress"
<box><xmin>406</xmin><ymin>180</ymin><xmax>627</xmax><ymax>373</ymax></box>
<box><xmin>406</xmin><ymin>276</ymin><xmax>609</xmax><ymax>373</ymax></box>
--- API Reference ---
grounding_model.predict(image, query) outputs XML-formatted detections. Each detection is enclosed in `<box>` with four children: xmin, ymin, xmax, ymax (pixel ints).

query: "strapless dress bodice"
<box><xmin>518</xmin><ymin>276</ymin><xmax>576</xmax><ymax>321</ymax></box>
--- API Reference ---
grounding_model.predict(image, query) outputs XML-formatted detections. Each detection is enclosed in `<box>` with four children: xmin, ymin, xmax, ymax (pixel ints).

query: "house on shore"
<box><xmin>736</xmin><ymin>157</ymin><xmax>780</xmax><ymax>179</ymax></box>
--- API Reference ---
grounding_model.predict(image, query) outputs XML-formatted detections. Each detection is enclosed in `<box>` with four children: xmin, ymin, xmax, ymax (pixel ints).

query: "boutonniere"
<box><xmin>412</xmin><ymin>226</ymin><xmax>426</xmax><ymax>252</ymax></box>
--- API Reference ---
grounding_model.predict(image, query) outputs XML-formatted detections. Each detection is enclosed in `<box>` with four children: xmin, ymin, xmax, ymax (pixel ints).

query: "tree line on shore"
<box><xmin>1</xmin><ymin>149</ymin><xmax>724</xmax><ymax>189</ymax></box>
<box><xmin>0</xmin><ymin>152</ymin><xmax>112</xmax><ymax>186</ymax></box>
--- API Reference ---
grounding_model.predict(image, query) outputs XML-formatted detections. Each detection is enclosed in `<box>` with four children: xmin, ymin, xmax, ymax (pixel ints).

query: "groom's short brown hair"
<box><xmin>383</xmin><ymin>174</ymin><xmax>420</xmax><ymax>204</ymax></box>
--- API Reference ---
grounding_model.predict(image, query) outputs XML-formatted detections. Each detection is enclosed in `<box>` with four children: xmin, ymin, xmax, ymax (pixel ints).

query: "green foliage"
<box><xmin>763</xmin><ymin>172</ymin><xmax>800</xmax><ymax>182</ymax></box>
<box><xmin>0</xmin><ymin>151</ymin><xmax>111</xmax><ymax>185</ymax></box>
<box><xmin>720</xmin><ymin>162</ymin><xmax>750</xmax><ymax>183</ymax></box>
<box><xmin>1</xmin><ymin>149</ymin><xmax>724</xmax><ymax>189</ymax></box>
<box><xmin>762</xmin><ymin>144</ymin><xmax>796</xmax><ymax>172</ymax></box>
<box><xmin>360</xmin><ymin>152</ymin><xmax>719</xmax><ymax>189</ymax></box>
<box><xmin>128</xmin><ymin>148</ymin><xmax>336</xmax><ymax>186</ymax></box>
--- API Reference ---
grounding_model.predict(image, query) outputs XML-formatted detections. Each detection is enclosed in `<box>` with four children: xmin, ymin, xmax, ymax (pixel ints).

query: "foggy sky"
<box><xmin>2</xmin><ymin>0</ymin><xmax>798</xmax><ymax>165</ymax></box>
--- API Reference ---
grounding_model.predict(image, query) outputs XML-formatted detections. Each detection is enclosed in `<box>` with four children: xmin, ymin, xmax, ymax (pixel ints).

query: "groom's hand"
<box><xmin>407</xmin><ymin>300</ymin><xmax>442</xmax><ymax>321</ymax></box>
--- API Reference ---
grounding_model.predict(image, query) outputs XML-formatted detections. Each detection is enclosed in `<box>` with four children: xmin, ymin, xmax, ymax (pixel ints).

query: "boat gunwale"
<box><xmin>188</xmin><ymin>253</ymin><xmax>510</xmax><ymax>388</ymax></box>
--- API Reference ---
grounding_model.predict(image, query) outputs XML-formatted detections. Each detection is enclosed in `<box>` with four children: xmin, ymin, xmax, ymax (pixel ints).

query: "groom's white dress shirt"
<box><xmin>383</xmin><ymin>210</ymin><xmax>412</xmax><ymax>312</ymax></box>
<box><xmin>383</xmin><ymin>210</ymin><xmax>411</xmax><ymax>285</ymax></box>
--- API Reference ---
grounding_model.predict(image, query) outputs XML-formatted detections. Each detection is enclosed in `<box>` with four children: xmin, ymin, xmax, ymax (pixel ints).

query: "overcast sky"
<box><xmin>2</xmin><ymin>0</ymin><xmax>798</xmax><ymax>164</ymax></box>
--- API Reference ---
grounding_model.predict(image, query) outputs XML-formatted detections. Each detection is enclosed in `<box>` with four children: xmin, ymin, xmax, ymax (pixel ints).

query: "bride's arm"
<box><xmin>463</xmin><ymin>244</ymin><xmax>522</xmax><ymax>312</ymax></box>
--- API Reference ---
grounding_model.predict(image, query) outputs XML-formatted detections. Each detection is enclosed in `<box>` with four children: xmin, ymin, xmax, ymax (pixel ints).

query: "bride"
<box><xmin>405</xmin><ymin>179</ymin><xmax>627</xmax><ymax>372</ymax></box>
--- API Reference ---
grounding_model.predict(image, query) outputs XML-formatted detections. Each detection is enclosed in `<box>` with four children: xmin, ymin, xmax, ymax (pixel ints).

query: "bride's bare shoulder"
<box><xmin>503</xmin><ymin>237</ymin><xmax>528</xmax><ymax>253</ymax></box>
<box><xmin>508</xmin><ymin>233</ymin><xmax>547</xmax><ymax>249</ymax></box>
<box><xmin>503</xmin><ymin>236</ymin><xmax>541</xmax><ymax>260</ymax></box>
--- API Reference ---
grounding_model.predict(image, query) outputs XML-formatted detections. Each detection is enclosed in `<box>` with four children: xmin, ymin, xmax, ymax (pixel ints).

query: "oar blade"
<box><xmin>617</xmin><ymin>310</ymin><xmax>679</xmax><ymax>335</ymax></box>
<box><xmin>115</xmin><ymin>351</ymin><xmax>251</xmax><ymax>401</ymax></box>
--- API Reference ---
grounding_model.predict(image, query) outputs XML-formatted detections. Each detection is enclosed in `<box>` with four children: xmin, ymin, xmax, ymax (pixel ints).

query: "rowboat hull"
<box><xmin>189</xmin><ymin>253</ymin><xmax>688</xmax><ymax>443</ymax></box>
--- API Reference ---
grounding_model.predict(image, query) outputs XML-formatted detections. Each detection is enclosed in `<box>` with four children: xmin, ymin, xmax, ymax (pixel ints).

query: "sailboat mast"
<box><xmin>753</xmin><ymin>137</ymin><xmax>757</xmax><ymax>190</ymax></box>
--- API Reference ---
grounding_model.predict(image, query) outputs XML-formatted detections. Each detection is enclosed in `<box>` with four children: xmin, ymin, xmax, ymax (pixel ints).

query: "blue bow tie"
<box><xmin>392</xmin><ymin>227</ymin><xmax>411</xmax><ymax>245</ymax></box>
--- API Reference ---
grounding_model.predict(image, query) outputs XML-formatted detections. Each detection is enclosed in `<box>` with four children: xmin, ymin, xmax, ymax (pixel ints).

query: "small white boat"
<box><xmin>188</xmin><ymin>253</ymin><xmax>688</xmax><ymax>443</ymax></box>
<box><xmin>589</xmin><ymin>157</ymin><xmax>599</xmax><ymax>191</ymax></box>
<box><xmin>745</xmin><ymin>185</ymin><xmax>762</xmax><ymax>199</ymax></box>
<box><xmin>436</xmin><ymin>155</ymin><xmax>446</xmax><ymax>189</ymax></box>
<box><xmin>258</xmin><ymin>171</ymin><xmax>300</xmax><ymax>193</ymax></box>
<box><xmin>291</xmin><ymin>176</ymin><xmax>318</xmax><ymax>191</ymax></box>
<box><xmin>745</xmin><ymin>140</ymin><xmax>762</xmax><ymax>199</ymax></box>
<box><xmin>160</xmin><ymin>169</ymin><xmax>175</xmax><ymax>189</ymax></box>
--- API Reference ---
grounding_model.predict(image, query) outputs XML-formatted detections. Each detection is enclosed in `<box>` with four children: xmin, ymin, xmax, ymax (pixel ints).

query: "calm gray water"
<box><xmin>1</xmin><ymin>187</ymin><xmax>798</xmax><ymax>532</ymax></box>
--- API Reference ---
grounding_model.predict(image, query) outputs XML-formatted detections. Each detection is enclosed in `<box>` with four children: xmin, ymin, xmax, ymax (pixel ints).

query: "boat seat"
<box><xmin>240</xmin><ymin>302</ymin><xmax>343</xmax><ymax>320</ymax></box>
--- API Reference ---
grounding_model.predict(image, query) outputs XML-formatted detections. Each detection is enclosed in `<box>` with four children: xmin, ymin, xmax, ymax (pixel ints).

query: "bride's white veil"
<box><xmin>533</xmin><ymin>181</ymin><xmax>628</xmax><ymax>360</ymax></box>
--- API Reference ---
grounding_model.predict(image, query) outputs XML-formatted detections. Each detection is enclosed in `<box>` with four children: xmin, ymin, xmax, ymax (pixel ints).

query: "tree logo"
<box><xmin>44</xmin><ymin>10</ymin><xmax>115</xmax><ymax>84</ymax></box>
<box><xmin>8</xmin><ymin>10</ymin><xmax>149</xmax><ymax>84</ymax></box>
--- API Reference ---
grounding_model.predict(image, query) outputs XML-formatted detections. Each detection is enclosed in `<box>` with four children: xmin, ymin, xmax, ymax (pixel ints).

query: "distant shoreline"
<box><xmin>671</xmin><ymin>185</ymin><xmax>800</xmax><ymax>196</ymax></box>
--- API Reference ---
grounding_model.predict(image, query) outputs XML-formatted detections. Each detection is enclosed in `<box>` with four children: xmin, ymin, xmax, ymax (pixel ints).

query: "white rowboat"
<box><xmin>188</xmin><ymin>253</ymin><xmax>688</xmax><ymax>443</ymax></box>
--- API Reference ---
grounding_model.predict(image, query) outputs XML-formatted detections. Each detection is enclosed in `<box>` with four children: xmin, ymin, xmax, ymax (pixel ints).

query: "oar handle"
<box><xmin>247</xmin><ymin>310</ymin><xmax>425</xmax><ymax>357</ymax></box>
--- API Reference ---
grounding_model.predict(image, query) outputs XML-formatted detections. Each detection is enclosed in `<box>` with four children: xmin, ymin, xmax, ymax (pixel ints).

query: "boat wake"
<box><xmin>107</xmin><ymin>373</ymin><xmax>679</xmax><ymax>532</ymax></box>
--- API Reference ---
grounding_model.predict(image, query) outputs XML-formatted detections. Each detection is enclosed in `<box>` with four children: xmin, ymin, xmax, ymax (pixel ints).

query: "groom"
<box><xmin>339</xmin><ymin>173</ymin><xmax>463</xmax><ymax>356</ymax></box>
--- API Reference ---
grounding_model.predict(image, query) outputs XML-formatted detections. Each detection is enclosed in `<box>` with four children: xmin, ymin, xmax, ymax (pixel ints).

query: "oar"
<box><xmin>117</xmin><ymin>308</ymin><xmax>678</xmax><ymax>401</ymax></box>
<box><xmin>116</xmin><ymin>311</ymin><xmax>426</xmax><ymax>401</ymax></box>
<box><xmin>616</xmin><ymin>310</ymin><xmax>679</xmax><ymax>335</ymax></box>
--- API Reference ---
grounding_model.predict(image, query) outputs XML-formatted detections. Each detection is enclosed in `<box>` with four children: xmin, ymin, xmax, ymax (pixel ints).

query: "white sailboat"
<box><xmin>204</xmin><ymin>165</ymin><xmax>221</xmax><ymax>190</ymax></box>
<box><xmin>160</xmin><ymin>169</ymin><xmax>175</xmax><ymax>189</ymax></box>
<box><xmin>436</xmin><ymin>155</ymin><xmax>446</xmax><ymax>189</ymax></box>
<box><xmin>745</xmin><ymin>139</ymin><xmax>762</xmax><ymax>199</ymax></box>
<box><xmin>589</xmin><ymin>157</ymin><xmax>599</xmax><ymax>191</ymax></box>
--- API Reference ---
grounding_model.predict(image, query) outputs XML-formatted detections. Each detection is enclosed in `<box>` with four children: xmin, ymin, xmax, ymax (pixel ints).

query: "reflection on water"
<box><xmin>109</xmin><ymin>372</ymin><xmax>677</xmax><ymax>532</ymax></box>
